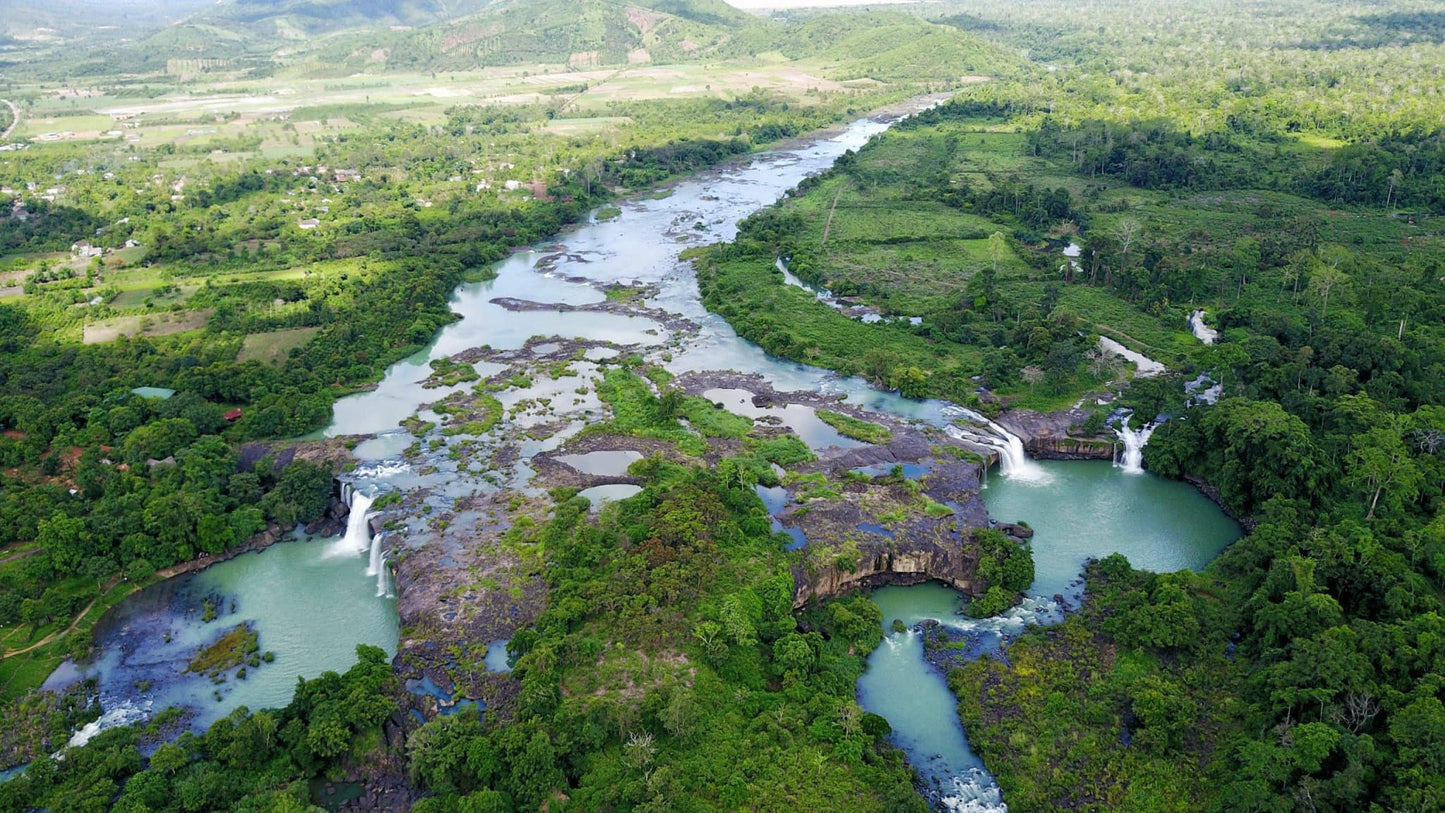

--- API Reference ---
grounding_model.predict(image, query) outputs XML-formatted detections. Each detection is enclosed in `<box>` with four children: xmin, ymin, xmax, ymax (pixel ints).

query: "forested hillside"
<box><xmin>691</xmin><ymin>1</ymin><xmax>1445</xmax><ymax>809</ymax></box>
<box><xmin>1</xmin><ymin>1</ymin><xmax>1444</xmax><ymax>811</ymax></box>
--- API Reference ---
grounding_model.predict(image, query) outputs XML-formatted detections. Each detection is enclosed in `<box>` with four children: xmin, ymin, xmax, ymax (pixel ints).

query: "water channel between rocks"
<box><xmin>861</xmin><ymin>460</ymin><xmax>1239</xmax><ymax>810</ymax></box>
<box><xmin>55</xmin><ymin>106</ymin><xmax>924</xmax><ymax>739</ymax></box>
<box><xmin>54</xmin><ymin>99</ymin><xmax>1241</xmax><ymax>810</ymax></box>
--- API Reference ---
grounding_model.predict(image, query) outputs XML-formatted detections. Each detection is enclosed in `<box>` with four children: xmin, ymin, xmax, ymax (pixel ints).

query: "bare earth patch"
<box><xmin>83</xmin><ymin>309</ymin><xmax>213</xmax><ymax>344</ymax></box>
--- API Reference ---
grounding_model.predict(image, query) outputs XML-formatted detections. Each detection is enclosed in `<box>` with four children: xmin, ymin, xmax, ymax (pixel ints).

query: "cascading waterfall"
<box><xmin>943</xmin><ymin>772</ymin><xmax>1008</xmax><ymax>813</ymax></box>
<box><xmin>334</xmin><ymin>491</ymin><xmax>374</xmax><ymax>557</ymax></box>
<box><xmin>376</xmin><ymin>552</ymin><xmax>393</xmax><ymax>598</ymax></box>
<box><xmin>334</xmin><ymin>489</ymin><xmax>395</xmax><ymax>595</ymax></box>
<box><xmin>67</xmin><ymin>701</ymin><xmax>150</xmax><ymax>749</ymax></box>
<box><xmin>1114</xmin><ymin>415</ymin><xmax>1155</xmax><ymax>475</ymax></box>
<box><xmin>1059</xmin><ymin>242</ymin><xmax>1082</xmax><ymax>278</ymax></box>
<box><xmin>1188</xmin><ymin>310</ymin><xmax>1218</xmax><ymax>344</ymax></box>
<box><xmin>943</xmin><ymin>407</ymin><xmax>1049</xmax><ymax>482</ymax></box>
<box><xmin>367</xmin><ymin>532</ymin><xmax>385</xmax><ymax>578</ymax></box>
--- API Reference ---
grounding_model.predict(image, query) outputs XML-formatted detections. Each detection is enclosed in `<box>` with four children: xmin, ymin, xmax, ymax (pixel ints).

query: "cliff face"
<box><xmin>996</xmin><ymin>408</ymin><xmax>1115</xmax><ymax>461</ymax></box>
<box><xmin>1026</xmin><ymin>436</ymin><xmax>1115</xmax><ymax>461</ymax></box>
<box><xmin>791</xmin><ymin>519</ymin><xmax>982</xmax><ymax>606</ymax></box>
<box><xmin>785</xmin><ymin>453</ymin><xmax>992</xmax><ymax>607</ymax></box>
<box><xmin>792</xmin><ymin>534</ymin><xmax>982</xmax><ymax>608</ymax></box>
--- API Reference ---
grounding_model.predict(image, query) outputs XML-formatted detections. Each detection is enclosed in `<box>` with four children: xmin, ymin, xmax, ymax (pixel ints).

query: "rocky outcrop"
<box><xmin>1027</xmin><ymin>436</ymin><xmax>1115</xmax><ymax>461</ymax></box>
<box><xmin>996</xmin><ymin>408</ymin><xmax>1085</xmax><ymax>443</ymax></box>
<box><xmin>390</xmin><ymin>490</ymin><xmax>547</xmax><ymax>720</ymax></box>
<box><xmin>996</xmin><ymin>522</ymin><xmax>1033</xmax><ymax>540</ymax></box>
<box><xmin>780</xmin><ymin>428</ymin><xmax>1003</xmax><ymax>607</ymax></box>
<box><xmin>488</xmin><ymin>295</ymin><xmax>699</xmax><ymax>337</ymax></box>
<box><xmin>237</xmin><ymin>438</ymin><xmax>356</xmax><ymax>473</ymax></box>
<box><xmin>792</xmin><ymin>536</ymin><xmax>981</xmax><ymax>608</ymax></box>
<box><xmin>997</xmin><ymin>407</ymin><xmax>1115</xmax><ymax>460</ymax></box>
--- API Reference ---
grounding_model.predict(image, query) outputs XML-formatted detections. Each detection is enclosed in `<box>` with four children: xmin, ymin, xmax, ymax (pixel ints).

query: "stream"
<box><xmin>53</xmin><ymin>98</ymin><xmax>1243</xmax><ymax>810</ymax></box>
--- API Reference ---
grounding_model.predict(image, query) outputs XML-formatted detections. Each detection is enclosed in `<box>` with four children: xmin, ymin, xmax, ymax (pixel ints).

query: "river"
<box><xmin>860</xmin><ymin>461</ymin><xmax>1239</xmax><ymax>810</ymax></box>
<box><xmin>53</xmin><ymin>98</ymin><xmax>1242</xmax><ymax>810</ymax></box>
<box><xmin>46</xmin><ymin>532</ymin><xmax>398</xmax><ymax>740</ymax></box>
<box><xmin>54</xmin><ymin>101</ymin><xmax>947</xmax><ymax>739</ymax></box>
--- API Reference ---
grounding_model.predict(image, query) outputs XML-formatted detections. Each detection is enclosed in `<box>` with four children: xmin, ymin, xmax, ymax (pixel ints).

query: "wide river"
<box><xmin>56</xmin><ymin>101</ymin><xmax>1240</xmax><ymax>811</ymax></box>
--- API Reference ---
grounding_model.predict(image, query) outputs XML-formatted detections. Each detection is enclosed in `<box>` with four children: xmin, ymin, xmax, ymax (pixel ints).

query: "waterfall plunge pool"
<box><xmin>46</xmin><ymin>100</ymin><xmax>1231</xmax><ymax>808</ymax></box>
<box><xmin>858</xmin><ymin>460</ymin><xmax>1240</xmax><ymax>811</ymax></box>
<box><xmin>52</xmin><ymin>107</ymin><xmax>936</xmax><ymax>744</ymax></box>
<box><xmin>47</xmin><ymin>531</ymin><xmax>399</xmax><ymax>738</ymax></box>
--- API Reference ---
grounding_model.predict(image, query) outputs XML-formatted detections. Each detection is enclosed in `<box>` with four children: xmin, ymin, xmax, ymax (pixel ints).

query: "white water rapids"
<box><xmin>1189</xmin><ymin>310</ymin><xmax>1218</xmax><ymax>344</ymax></box>
<box><xmin>1114</xmin><ymin>415</ymin><xmax>1155</xmax><ymax>474</ymax></box>
<box><xmin>943</xmin><ymin>407</ymin><xmax>1050</xmax><ymax>483</ymax></box>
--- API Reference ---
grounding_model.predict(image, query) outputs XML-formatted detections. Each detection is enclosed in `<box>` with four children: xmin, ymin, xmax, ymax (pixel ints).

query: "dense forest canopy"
<box><xmin>0</xmin><ymin>0</ymin><xmax>1443</xmax><ymax>810</ymax></box>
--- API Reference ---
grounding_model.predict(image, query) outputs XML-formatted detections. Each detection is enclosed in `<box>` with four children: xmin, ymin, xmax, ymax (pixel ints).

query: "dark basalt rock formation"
<box><xmin>791</xmin><ymin>531</ymin><xmax>983</xmax><ymax>608</ymax></box>
<box><xmin>1027</xmin><ymin>436</ymin><xmax>1115</xmax><ymax>461</ymax></box>
<box><xmin>997</xmin><ymin>407</ymin><xmax>1116</xmax><ymax>461</ymax></box>
<box><xmin>787</xmin><ymin>453</ymin><xmax>997</xmax><ymax>608</ymax></box>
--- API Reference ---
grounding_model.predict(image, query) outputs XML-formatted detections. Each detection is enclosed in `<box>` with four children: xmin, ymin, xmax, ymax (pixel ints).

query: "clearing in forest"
<box><xmin>237</xmin><ymin>327</ymin><xmax>321</xmax><ymax>365</ymax></box>
<box><xmin>82</xmin><ymin>309</ymin><xmax>213</xmax><ymax>344</ymax></box>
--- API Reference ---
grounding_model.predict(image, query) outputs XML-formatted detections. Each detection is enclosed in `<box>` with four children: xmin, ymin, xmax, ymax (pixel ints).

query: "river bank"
<box><xmin>42</xmin><ymin>94</ymin><xmax>1230</xmax><ymax>811</ymax></box>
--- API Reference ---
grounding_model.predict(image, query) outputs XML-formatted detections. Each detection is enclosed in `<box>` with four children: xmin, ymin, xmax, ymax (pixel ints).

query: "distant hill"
<box><xmin>0</xmin><ymin>0</ymin><xmax>210</xmax><ymax>41</ymax></box>
<box><xmin>189</xmin><ymin>0</ymin><xmax>493</xmax><ymax>38</ymax></box>
<box><xmin>34</xmin><ymin>0</ymin><xmax>1016</xmax><ymax>84</ymax></box>
<box><xmin>130</xmin><ymin>0</ymin><xmax>755</xmax><ymax>65</ymax></box>
<box><xmin>305</xmin><ymin>0</ymin><xmax>760</xmax><ymax>72</ymax></box>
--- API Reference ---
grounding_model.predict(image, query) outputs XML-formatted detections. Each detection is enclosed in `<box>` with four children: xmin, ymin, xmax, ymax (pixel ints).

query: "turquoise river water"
<box><xmin>45</xmin><ymin>99</ymin><xmax>1242</xmax><ymax>813</ymax></box>
<box><xmin>858</xmin><ymin>460</ymin><xmax>1239</xmax><ymax>810</ymax></box>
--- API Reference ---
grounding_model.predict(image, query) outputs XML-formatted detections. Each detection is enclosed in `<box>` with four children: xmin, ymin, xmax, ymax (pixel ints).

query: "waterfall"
<box><xmin>67</xmin><ymin>700</ymin><xmax>149</xmax><ymax>749</ymax></box>
<box><xmin>366</xmin><ymin>532</ymin><xmax>385</xmax><ymax>577</ymax></box>
<box><xmin>1098</xmin><ymin>336</ymin><xmax>1165</xmax><ymax>377</ymax></box>
<box><xmin>1059</xmin><ymin>242</ymin><xmax>1082</xmax><ymax>278</ymax></box>
<box><xmin>944</xmin><ymin>407</ymin><xmax>1049</xmax><ymax>482</ymax></box>
<box><xmin>1115</xmin><ymin>416</ymin><xmax>1155</xmax><ymax>475</ymax></box>
<box><xmin>1188</xmin><ymin>310</ymin><xmax>1218</xmax><ymax>344</ymax></box>
<box><xmin>334</xmin><ymin>491</ymin><xmax>374</xmax><ymax>557</ymax></box>
<box><xmin>376</xmin><ymin>552</ymin><xmax>393</xmax><ymax>598</ymax></box>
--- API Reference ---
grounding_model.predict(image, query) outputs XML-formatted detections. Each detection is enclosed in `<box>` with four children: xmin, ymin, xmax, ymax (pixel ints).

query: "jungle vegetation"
<box><xmin>2</xmin><ymin>0</ymin><xmax>1445</xmax><ymax>811</ymax></box>
<box><xmin>692</xmin><ymin>1</ymin><xmax>1445</xmax><ymax>810</ymax></box>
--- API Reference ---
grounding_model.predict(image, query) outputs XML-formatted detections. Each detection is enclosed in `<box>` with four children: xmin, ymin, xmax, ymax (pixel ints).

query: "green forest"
<box><xmin>1</xmin><ymin>0</ymin><xmax>1444</xmax><ymax>810</ymax></box>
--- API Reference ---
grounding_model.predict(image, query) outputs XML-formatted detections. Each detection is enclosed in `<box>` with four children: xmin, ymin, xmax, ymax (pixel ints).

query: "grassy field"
<box><xmin>5</xmin><ymin>57</ymin><xmax>870</xmax><ymax>152</ymax></box>
<box><xmin>708</xmin><ymin>104</ymin><xmax>1445</xmax><ymax>414</ymax></box>
<box><xmin>109</xmin><ymin>284</ymin><xmax>197</xmax><ymax>310</ymax></box>
<box><xmin>695</xmin><ymin>108</ymin><xmax>1229</xmax><ymax>409</ymax></box>
<box><xmin>237</xmin><ymin>327</ymin><xmax>321</xmax><ymax>365</ymax></box>
<box><xmin>82</xmin><ymin>309</ymin><xmax>213</xmax><ymax>344</ymax></box>
<box><xmin>699</xmin><ymin>252</ymin><xmax>983</xmax><ymax>394</ymax></box>
<box><xmin>0</xmin><ymin>579</ymin><xmax>140</xmax><ymax>703</ymax></box>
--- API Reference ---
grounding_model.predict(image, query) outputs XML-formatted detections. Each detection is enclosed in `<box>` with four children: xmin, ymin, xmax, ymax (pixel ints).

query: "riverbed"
<box><xmin>60</xmin><ymin>100</ymin><xmax>954</xmax><ymax>738</ymax></box>
<box><xmin>57</xmin><ymin>95</ymin><xmax>1240</xmax><ymax>811</ymax></box>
